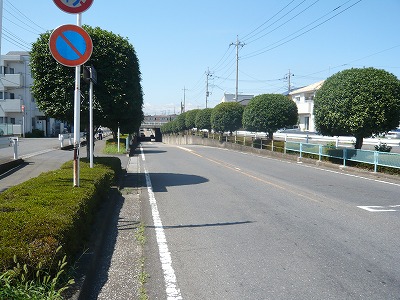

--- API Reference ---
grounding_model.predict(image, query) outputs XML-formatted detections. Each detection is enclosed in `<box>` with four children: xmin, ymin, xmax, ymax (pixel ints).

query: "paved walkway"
<box><xmin>69</xmin><ymin>143</ymin><xmax>143</xmax><ymax>300</ymax></box>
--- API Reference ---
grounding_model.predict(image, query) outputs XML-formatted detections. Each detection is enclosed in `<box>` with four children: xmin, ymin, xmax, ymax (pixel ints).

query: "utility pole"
<box><xmin>284</xmin><ymin>69</ymin><xmax>294</xmax><ymax>94</ymax></box>
<box><xmin>182</xmin><ymin>86</ymin><xmax>187</xmax><ymax>112</ymax></box>
<box><xmin>205</xmin><ymin>68</ymin><xmax>213</xmax><ymax>108</ymax></box>
<box><xmin>230</xmin><ymin>35</ymin><xmax>245</xmax><ymax>101</ymax></box>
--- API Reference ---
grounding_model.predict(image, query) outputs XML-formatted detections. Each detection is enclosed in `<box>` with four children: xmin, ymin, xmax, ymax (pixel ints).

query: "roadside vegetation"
<box><xmin>0</xmin><ymin>157</ymin><xmax>122</xmax><ymax>298</ymax></box>
<box><xmin>160</xmin><ymin>68</ymin><xmax>400</xmax><ymax>175</ymax></box>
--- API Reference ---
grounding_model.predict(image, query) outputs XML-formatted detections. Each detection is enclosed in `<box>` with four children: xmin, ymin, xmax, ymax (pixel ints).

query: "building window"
<box><xmin>295</xmin><ymin>96</ymin><xmax>300</xmax><ymax>102</ymax></box>
<box><xmin>0</xmin><ymin>117</ymin><xmax>3</xmax><ymax>123</ymax></box>
<box><xmin>305</xmin><ymin>116</ymin><xmax>310</xmax><ymax>131</ymax></box>
<box><xmin>32</xmin><ymin>117</ymin><xmax>35</xmax><ymax>127</ymax></box>
<box><xmin>10</xmin><ymin>118</ymin><xmax>16</xmax><ymax>124</ymax></box>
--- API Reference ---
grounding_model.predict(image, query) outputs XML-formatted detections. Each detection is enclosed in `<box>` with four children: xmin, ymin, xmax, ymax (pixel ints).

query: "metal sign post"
<box><xmin>50</xmin><ymin>0</ymin><xmax>94</xmax><ymax>187</ymax></box>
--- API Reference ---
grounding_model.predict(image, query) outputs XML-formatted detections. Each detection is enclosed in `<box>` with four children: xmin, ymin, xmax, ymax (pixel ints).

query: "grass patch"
<box><xmin>103</xmin><ymin>138</ymin><xmax>127</xmax><ymax>154</ymax></box>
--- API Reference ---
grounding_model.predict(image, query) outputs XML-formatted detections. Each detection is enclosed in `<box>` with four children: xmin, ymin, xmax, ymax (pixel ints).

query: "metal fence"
<box><xmin>285</xmin><ymin>141</ymin><xmax>400</xmax><ymax>172</ymax></box>
<box><xmin>0</xmin><ymin>124</ymin><xmax>22</xmax><ymax>136</ymax></box>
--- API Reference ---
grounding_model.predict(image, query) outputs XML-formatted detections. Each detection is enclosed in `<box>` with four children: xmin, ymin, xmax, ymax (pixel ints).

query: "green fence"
<box><xmin>285</xmin><ymin>141</ymin><xmax>400</xmax><ymax>172</ymax></box>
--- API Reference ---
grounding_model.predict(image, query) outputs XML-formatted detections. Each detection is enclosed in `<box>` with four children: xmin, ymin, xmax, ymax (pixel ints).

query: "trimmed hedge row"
<box><xmin>0</xmin><ymin>157</ymin><xmax>121</xmax><ymax>272</ymax></box>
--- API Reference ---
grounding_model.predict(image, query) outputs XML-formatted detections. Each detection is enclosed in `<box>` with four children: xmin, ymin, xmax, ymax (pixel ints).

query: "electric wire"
<box><xmin>242</xmin><ymin>0</ymin><xmax>362</xmax><ymax>60</ymax></box>
<box><xmin>245</xmin><ymin>0</ymin><xmax>320</xmax><ymax>45</ymax></box>
<box><xmin>242</xmin><ymin>0</ymin><xmax>296</xmax><ymax>42</ymax></box>
<box><xmin>4</xmin><ymin>0</ymin><xmax>47</xmax><ymax>32</ymax></box>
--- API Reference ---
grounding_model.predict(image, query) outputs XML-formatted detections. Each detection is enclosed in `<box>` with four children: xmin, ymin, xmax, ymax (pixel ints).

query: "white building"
<box><xmin>220</xmin><ymin>93</ymin><xmax>254</xmax><ymax>106</ymax></box>
<box><xmin>289</xmin><ymin>80</ymin><xmax>324</xmax><ymax>132</ymax></box>
<box><xmin>0</xmin><ymin>51</ymin><xmax>59</xmax><ymax>136</ymax></box>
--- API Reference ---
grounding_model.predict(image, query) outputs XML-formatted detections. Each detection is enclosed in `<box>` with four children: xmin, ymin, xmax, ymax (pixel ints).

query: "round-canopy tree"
<box><xmin>195</xmin><ymin>108</ymin><xmax>213</xmax><ymax>132</ymax></box>
<box><xmin>185</xmin><ymin>109</ymin><xmax>200</xmax><ymax>131</ymax></box>
<box><xmin>30</xmin><ymin>26</ymin><xmax>144</xmax><ymax>138</ymax></box>
<box><xmin>211</xmin><ymin>102</ymin><xmax>244</xmax><ymax>134</ymax></box>
<box><xmin>242</xmin><ymin>94</ymin><xmax>298</xmax><ymax>139</ymax></box>
<box><xmin>314</xmin><ymin>68</ymin><xmax>400</xmax><ymax>149</ymax></box>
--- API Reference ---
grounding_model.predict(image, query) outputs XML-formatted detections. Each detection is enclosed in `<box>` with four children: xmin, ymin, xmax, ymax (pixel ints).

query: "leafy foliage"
<box><xmin>185</xmin><ymin>109</ymin><xmax>200</xmax><ymax>130</ymax></box>
<box><xmin>242</xmin><ymin>94</ymin><xmax>298</xmax><ymax>139</ymax></box>
<box><xmin>195</xmin><ymin>108</ymin><xmax>213</xmax><ymax>131</ymax></box>
<box><xmin>314</xmin><ymin>68</ymin><xmax>400</xmax><ymax>149</ymax></box>
<box><xmin>30</xmin><ymin>26</ymin><xmax>144</xmax><ymax>137</ymax></box>
<box><xmin>174</xmin><ymin>113</ymin><xmax>187</xmax><ymax>133</ymax></box>
<box><xmin>211</xmin><ymin>102</ymin><xmax>244</xmax><ymax>133</ymax></box>
<box><xmin>0</xmin><ymin>157</ymin><xmax>121</xmax><ymax>273</ymax></box>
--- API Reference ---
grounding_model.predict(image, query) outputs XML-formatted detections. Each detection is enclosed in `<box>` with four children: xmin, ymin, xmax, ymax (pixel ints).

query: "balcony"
<box><xmin>0</xmin><ymin>99</ymin><xmax>24</xmax><ymax>113</ymax></box>
<box><xmin>1</xmin><ymin>73</ymin><xmax>23</xmax><ymax>88</ymax></box>
<box><xmin>297</xmin><ymin>101</ymin><xmax>313</xmax><ymax>114</ymax></box>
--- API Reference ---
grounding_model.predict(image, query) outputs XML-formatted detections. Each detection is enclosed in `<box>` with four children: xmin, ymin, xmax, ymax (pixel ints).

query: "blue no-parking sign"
<box><xmin>49</xmin><ymin>24</ymin><xmax>93</xmax><ymax>67</ymax></box>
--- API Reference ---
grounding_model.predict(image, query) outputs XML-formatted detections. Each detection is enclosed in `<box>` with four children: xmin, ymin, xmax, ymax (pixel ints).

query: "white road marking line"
<box><xmin>358</xmin><ymin>205</ymin><xmax>400</xmax><ymax>212</ymax></box>
<box><xmin>140</xmin><ymin>146</ymin><xmax>182</xmax><ymax>300</ymax></box>
<box><xmin>177</xmin><ymin>146</ymin><xmax>193</xmax><ymax>152</ymax></box>
<box><xmin>21</xmin><ymin>148</ymin><xmax>55</xmax><ymax>159</ymax></box>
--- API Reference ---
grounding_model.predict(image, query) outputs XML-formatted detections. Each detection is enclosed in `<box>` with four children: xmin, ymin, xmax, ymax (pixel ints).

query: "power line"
<box><xmin>242</xmin><ymin>0</ymin><xmax>297</xmax><ymax>42</ymax></box>
<box><xmin>3</xmin><ymin>28</ymin><xmax>31</xmax><ymax>48</ymax></box>
<box><xmin>4</xmin><ymin>0</ymin><xmax>47</xmax><ymax>32</ymax></box>
<box><xmin>242</xmin><ymin>0</ymin><xmax>362</xmax><ymax>60</ymax></box>
<box><xmin>3</xmin><ymin>15</ymin><xmax>41</xmax><ymax>35</ymax></box>
<box><xmin>245</xmin><ymin>0</ymin><xmax>320</xmax><ymax>45</ymax></box>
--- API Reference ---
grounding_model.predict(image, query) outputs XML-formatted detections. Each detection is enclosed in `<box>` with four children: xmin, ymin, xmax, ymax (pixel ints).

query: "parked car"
<box><xmin>385</xmin><ymin>129</ymin><xmax>400</xmax><ymax>139</ymax></box>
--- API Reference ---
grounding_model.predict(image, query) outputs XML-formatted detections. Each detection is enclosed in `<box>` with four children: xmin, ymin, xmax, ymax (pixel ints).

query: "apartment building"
<box><xmin>0</xmin><ymin>51</ymin><xmax>60</xmax><ymax>136</ymax></box>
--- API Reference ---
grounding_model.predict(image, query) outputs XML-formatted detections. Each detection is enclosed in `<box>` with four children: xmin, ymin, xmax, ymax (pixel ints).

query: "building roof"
<box><xmin>6</xmin><ymin>51</ymin><xmax>30</xmax><ymax>56</ymax></box>
<box><xmin>289</xmin><ymin>80</ymin><xmax>325</xmax><ymax>95</ymax></box>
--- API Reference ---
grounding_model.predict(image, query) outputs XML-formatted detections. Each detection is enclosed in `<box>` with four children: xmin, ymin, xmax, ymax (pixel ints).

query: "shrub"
<box><xmin>0</xmin><ymin>157</ymin><xmax>121</xmax><ymax>273</ymax></box>
<box><xmin>25</xmin><ymin>129</ymin><xmax>45</xmax><ymax>138</ymax></box>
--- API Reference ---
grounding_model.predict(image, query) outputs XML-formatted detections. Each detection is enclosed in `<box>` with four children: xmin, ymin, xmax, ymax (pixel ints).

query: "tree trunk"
<box><xmin>354</xmin><ymin>136</ymin><xmax>364</xmax><ymax>149</ymax></box>
<box><xmin>268</xmin><ymin>131</ymin><xmax>273</xmax><ymax>140</ymax></box>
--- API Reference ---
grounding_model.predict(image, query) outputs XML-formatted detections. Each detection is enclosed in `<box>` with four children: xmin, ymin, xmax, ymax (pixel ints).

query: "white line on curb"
<box><xmin>140</xmin><ymin>146</ymin><xmax>183</xmax><ymax>300</ymax></box>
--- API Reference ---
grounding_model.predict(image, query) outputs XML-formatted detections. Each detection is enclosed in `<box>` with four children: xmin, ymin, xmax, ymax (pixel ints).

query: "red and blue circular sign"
<box><xmin>49</xmin><ymin>24</ymin><xmax>93</xmax><ymax>67</ymax></box>
<box><xmin>53</xmin><ymin>0</ymin><xmax>94</xmax><ymax>14</ymax></box>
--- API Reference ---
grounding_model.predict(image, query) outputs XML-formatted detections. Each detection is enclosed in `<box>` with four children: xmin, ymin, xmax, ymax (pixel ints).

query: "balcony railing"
<box><xmin>0</xmin><ymin>99</ymin><xmax>24</xmax><ymax>113</ymax></box>
<box><xmin>1</xmin><ymin>73</ymin><xmax>23</xmax><ymax>88</ymax></box>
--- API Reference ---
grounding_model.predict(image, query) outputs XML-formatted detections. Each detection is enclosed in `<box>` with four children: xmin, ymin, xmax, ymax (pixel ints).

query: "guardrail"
<box><xmin>285</xmin><ymin>141</ymin><xmax>400</xmax><ymax>172</ymax></box>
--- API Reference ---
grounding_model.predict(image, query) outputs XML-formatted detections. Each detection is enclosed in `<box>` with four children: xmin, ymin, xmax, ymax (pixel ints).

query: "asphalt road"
<box><xmin>0</xmin><ymin>138</ymin><xmax>73</xmax><ymax>192</ymax></box>
<box><xmin>140</xmin><ymin>142</ymin><xmax>400</xmax><ymax>300</ymax></box>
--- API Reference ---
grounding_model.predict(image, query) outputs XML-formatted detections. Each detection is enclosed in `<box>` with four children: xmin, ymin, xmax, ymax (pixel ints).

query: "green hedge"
<box><xmin>0</xmin><ymin>157</ymin><xmax>121</xmax><ymax>273</ymax></box>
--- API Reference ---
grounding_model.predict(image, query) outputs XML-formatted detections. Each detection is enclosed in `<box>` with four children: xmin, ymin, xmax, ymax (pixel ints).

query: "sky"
<box><xmin>1</xmin><ymin>0</ymin><xmax>399</xmax><ymax>115</ymax></box>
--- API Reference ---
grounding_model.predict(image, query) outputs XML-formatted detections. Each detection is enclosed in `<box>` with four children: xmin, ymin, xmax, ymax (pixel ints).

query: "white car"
<box><xmin>385</xmin><ymin>129</ymin><xmax>400</xmax><ymax>139</ymax></box>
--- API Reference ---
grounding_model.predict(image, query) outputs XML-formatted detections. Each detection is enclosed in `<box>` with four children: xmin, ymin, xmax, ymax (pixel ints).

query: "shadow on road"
<box><xmin>132</xmin><ymin>172</ymin><xmax>209</xmax><ymax>192</ymax></box>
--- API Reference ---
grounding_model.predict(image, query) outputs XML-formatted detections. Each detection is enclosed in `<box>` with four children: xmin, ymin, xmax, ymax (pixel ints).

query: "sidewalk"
<box><xmin>69</xmin><ymin>142</ymin><xmax>143</xmax><ymax>300</ymax></box>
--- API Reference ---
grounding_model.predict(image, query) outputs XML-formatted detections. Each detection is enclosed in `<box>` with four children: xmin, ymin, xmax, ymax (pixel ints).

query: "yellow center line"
<box><xmin>176</xmin><ymin>146</ymin><xmax>322</xmax><ymax>203</ymax></box>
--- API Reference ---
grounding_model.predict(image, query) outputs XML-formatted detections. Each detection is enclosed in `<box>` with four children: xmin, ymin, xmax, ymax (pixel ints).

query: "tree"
<box><xmin>30</xmin><ymin>26</ymin><xmax>144</xmax><ymax>138</ymax></box>
<box><xmin>242</xmin><ymin>94</ymin><xmax>298</xmax><ymax>139</ymax></box>
<box><xmin>211</xmin><ymin>102</ymin><xmax>244</xmax><ymax>134</ymax></box>
<box><xmin>195</xmin><ymin>108</ymin><xmax>213</xmax><ymax>132</ymax></box>
<box><xmin>314</xmin><ymin>68</ymin><xmax>400</xmax><ymax>149</ymax></box>
<box><xmin>174</xmin><ymin>113</ymin><xmax>187</xmax><ymax>133</ymax></box>
<box><xmin>185</xmin><ymin>109</ymin><xmax>200</xmax><ymax>131</ymax></box>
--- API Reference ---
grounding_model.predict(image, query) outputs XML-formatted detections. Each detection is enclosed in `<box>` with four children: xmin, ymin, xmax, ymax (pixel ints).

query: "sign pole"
<box><xmin>89</xmin><ymin>67</ymin><xmax>94</xmax><ymax>168</ymax></box>
<box><xmin>73</xmin><ymin>13</ymin><xmax>82</xmax><ymax>187</ymax></box>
